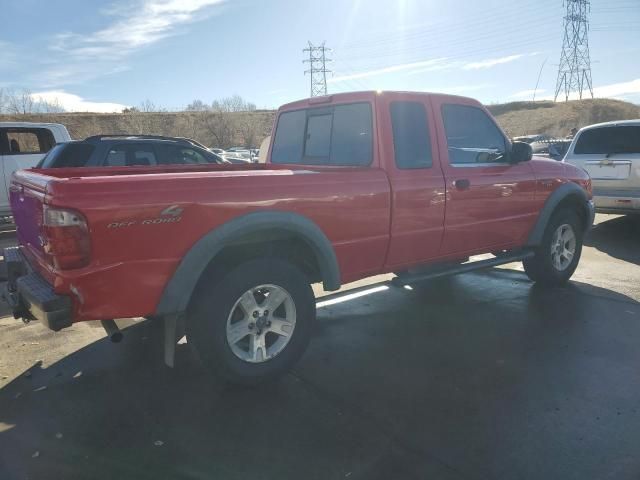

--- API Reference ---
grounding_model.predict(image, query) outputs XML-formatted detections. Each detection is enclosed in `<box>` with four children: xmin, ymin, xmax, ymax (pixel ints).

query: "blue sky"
<box><xmin>1</xmin><ymin>0</ymin><xmax>638</xmax><ymax>112</ymax></box>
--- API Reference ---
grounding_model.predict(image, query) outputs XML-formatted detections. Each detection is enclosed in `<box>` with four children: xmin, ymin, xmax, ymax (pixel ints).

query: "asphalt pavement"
<box><xmin>1</xmin><ymin>214</ymin><xmax>639</xmax><ymax>480</ymax></box>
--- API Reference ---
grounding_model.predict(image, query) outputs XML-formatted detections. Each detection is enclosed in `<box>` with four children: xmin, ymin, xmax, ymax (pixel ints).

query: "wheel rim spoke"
<box><xmin>263</xmin><ymin>288</ymin><xmax>288</xmax><ymax>312</ymax></box>
<box><xmin>249</xmin><ymin>334</ymin><xmax>266</xmax><ymax>362</ymax></box>
<box><xmin>239</xmin><ymin>291</ymin><xmax>259</xmax><ymax>315</ymax></box>
<box><xmin>269</xmin><ymin>317</ymin><xmax>293</xmax><ymax>337</ymax></box>
<box><xmin>227</xmin><ymin>319</ymin><xmax>250</xmax><ymax>345</ymax></box>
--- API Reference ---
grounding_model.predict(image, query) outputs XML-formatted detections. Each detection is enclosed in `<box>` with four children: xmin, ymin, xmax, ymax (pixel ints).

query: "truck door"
<box><xmin>380</xmin><ymin>94</ymin><xmax>447</xmax><ymax>269</ymax></box>
<box><xmin>429</xmin><ymin>97</ymin><xmax>536</xmax><ymax>256</ymax></box>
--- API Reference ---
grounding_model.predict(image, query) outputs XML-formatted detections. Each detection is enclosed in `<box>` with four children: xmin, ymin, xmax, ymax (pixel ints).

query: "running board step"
<box><xmin>392</xmin><ymin>250</ymin><xmax>535</xmax><ymax>286</ymax></box>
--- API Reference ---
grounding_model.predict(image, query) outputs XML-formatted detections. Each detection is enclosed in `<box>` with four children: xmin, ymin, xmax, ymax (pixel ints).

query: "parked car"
<box><xmin>513</xmin><ymin>134</ymin><xmax>551</xmax><ymax>144</ymax></box>
<box><xmin>564</xmin><ymin>119</ymin><xmax>640</xmax><ymax>215</ymax></box>
<box><xmin>529</xmin><ymin>138</ymin><xmax>572</xmax><ymax>160</ymax></box>
<box><xmin>0</xmin><ymin>122</ymin><xmax>71</xmax><ymax>216</ymax></box>
<box><xmin>37</xmin><ymin>134</ymin><xmax>226</xmax><ymax>168</ymax></box>
<box><xmin>3</xmin><ymin>91</ymin><xmax>594</xmax><ymax>385</ymax></box>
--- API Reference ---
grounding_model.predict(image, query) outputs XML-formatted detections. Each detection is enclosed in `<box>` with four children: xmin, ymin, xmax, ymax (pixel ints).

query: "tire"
<box><xmin>187</xmin><ymin>258</ymin><xmax>315</xmax><ymax>385</ymax></box>
<box><xmin>523</xmin><ymin>208</ymin><xmax>583</xmax><ymax>286</ymax></box>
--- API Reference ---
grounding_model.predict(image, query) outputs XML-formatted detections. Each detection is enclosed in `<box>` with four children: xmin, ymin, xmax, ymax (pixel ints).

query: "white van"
<box><xmin>0</xmin><ymin>122</ymin><xmax>71</xmax><ymax>217</ymax></box>
<box><xmin>564</xmin><ymin>120</ymin><xmax>640</xmax><ymax>215</ymax></box>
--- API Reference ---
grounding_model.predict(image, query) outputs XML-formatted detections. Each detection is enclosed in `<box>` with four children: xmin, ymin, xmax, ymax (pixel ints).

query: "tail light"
<box><xmin>42</xmin><ymin>206</ymin><xmax>90</xmax><ymax>270</ymax></box>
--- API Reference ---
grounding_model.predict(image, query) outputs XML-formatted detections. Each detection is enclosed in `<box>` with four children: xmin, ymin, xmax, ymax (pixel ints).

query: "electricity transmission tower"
<box><xmin>303</xmin><ymin>42</ymin><xmax>332</xmax><ymax>97</ymax></box>
<box><xmin>554</xmin><ymin>0</ymin><xmax>594</xmax><ymax>102</ymax></box>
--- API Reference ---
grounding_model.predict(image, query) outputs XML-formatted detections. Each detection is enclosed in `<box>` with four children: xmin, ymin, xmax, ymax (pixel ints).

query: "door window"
<box><xmin>390</xmin><ymin>101</ymin><xmax>432</xmax><ymax>169</ymax></box>
<box><xmin>574</xmin><ymin>126</ymin><xmax>640</xmax><ymax>154</ymax></box>
<box><xmin>442</xmin><ymin>104</ymin><xmax>507</xmax><ymax>165</ymax></box>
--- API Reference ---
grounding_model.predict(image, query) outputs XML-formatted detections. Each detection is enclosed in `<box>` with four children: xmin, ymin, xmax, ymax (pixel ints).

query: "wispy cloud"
<box><xmin>43</xmin><ymin>0</ymin><xmax>225</xmax><ymax>86</ymax></box>
<box><xmin>509</xmin><ymin>88</ymin><xmax>546</xmax><ymax>99</ymax></box>
<box><xmin>593</xmin><ymin>78</ymin><xmax>640</xmax><ymax>99</ymax></box>
<box><xmin>331</xmin><ymin>52</ymin><xmax>534</xmax><ymax>84</ymax></box>
<box><xmin>30</xmin><ymin>91</ymin><xmax>129</xmax><ymax>113</ymax></box>
<box><xmin>329</xmin><ymin>59</ymin><xmax>450</xmax><ymax>83</ymax></box>
<box><xmin>463</xmin><ymin>54</ymin><xmax>525</xmax><ymax>70</ymax></box>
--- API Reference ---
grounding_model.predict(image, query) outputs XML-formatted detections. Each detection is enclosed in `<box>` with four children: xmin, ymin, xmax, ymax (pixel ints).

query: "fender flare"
<box><xmin>526</xmin><ymin>182</ymin><xmax>592</xmax><ymax>246</ymax></box>
<box><xmin>155</xmin><ymin>210</ymin><xmax>341</xmax><ymax>317</ymax></box>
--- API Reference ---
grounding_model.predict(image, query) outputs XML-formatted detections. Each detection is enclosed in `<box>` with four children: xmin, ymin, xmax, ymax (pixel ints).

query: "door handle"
<box><xmin>454</xmin><ymin>179</ymin><xmax>470</xmax><ymax>190</ymax></box>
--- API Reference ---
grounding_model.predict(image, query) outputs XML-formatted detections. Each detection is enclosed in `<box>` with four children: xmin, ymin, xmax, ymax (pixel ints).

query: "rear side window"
<box><xmin>2</xmin><ymin>128</ymin><xmax>56</xmax><ymax>154</ymax></box>
<box><xmin>442</xmin><ymin>104</ymin><xmax>506</xmax><ymax>165</ymax></box>
<box><xmin>160</xmin><ymin>145</ymin><xmax>213</xmax><ymax>165</ymax></box>
<box><xmin>105</xmin><ymin>144</ymin><xmax>158</xmax><ymax>166</ymax></box>
<box><xmin>39</xmin><ymin>143</ymin><xmax>95</xmax><ymax>168</ymax></box>
<box><xmin>271</xmin><ymin>102</ymin><xmax>372</xmax><ymax>166</ymax></box>
<box><xmin>574</xmin><ymin>126</ymin><xmax>640</xmax><ymax>154</ymax></box>
<box><xmin>390</xmin><ymin>101</ymin><xmax>432</xmax><ymax>169</ymax></box>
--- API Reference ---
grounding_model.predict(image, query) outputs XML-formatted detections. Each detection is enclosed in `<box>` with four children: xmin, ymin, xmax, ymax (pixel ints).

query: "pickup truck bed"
<box><xmin>4</xmin><ymin>91</ymin><xmax>594</xmax><ymax>384</ymax></box>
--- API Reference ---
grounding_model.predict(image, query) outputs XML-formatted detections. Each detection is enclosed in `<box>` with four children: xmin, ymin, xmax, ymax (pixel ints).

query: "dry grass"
<box><xmin>1</xmin><ymin>98</ymin><xmax>638</xmax><ymax>146</ymax></box>
<box><xmin>488</xmin><ymin>98</ymin><xmax>640</xmax><ymax>137</ymax></box>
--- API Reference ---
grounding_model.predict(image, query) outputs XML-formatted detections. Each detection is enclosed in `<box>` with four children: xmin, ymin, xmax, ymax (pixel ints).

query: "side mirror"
<box><xmin>510</xmin><ymin>141</ymin><xmax>533</xmax><ymax>163</ymax></box>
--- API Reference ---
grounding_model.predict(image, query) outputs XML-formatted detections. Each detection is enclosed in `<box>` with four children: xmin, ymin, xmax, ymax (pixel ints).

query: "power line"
<box><xmin>303</xmin><ymin>42</ymin><xmax>332</xmax><ymax>97</ymax></box>
<box><xmin>554</xmin><ymin>0</ymin><xmax>594</xmax><ymax>102</ymax></box>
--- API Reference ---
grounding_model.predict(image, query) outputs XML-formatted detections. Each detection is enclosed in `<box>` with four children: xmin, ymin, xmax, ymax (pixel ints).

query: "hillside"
<box><xmin>1</xmin><ymin>98</ymin><xmax>638</xmax><ymax>147</ymax></box>
<box><xmin>488</xmin><ymin>98</ymin><xmax>640</xmax><ymax>138</ymax></box>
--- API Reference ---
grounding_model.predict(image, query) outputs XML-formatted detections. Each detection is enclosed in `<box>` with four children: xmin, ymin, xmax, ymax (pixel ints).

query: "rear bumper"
<box><xmin>593</xmin><ymin>194</ymin><xmax>640</xmax><ymax>215</ymax></box>
<box><xmin>593</xmin><ymin>187</ymin><xmax>640</xmax><ymax>214</ymax></box>
<box><xmin>2</xmin><ymin>247</ymin><xmax>72</xmax><ymax>331</ymax></box>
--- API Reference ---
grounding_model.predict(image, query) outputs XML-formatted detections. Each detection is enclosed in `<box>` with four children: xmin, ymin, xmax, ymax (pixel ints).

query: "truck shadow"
<box><xmin>1</xmin><ymin>271</ymin><xmax>639</xmax><ymax>480</ymax></box>
<box><xmin>584</xmin><ymin>215</ymin><xmax>640</xmax><ymax>266</ymax></box>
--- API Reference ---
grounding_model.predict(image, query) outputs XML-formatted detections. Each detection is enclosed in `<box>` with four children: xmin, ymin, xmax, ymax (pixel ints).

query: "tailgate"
<box><xmin>569</xmin><ymin>154</ymin><xmax>640</xmax><ymax>190</ymax></box>
<box><xmin>10</xmin><ymin>171</ymin><xmax>48</xmax><ymax>263</ymax></box>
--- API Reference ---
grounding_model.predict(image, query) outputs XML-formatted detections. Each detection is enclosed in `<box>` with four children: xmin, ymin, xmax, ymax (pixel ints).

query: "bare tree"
<box><xmin>0</xmin><ymin>88</ymin><xmax>6</xmax><ymax>114</ymax></box>
<box><xmin>211</xmin><ymin>95</ymin><xmax>256</xmax><ymax>113</ymax></box>
<box><xmin>7</xmin><ymin>88</ymin><xmax>35</xmax><ymax>115</ymax></box>
<box><xmin>139</xmin><ymin>99</ymin><xmax>158</xmax><ymax>113</ymax></box>
<box><xmin>186</xmin><ymin>99</ymin><xmax>209</xmax><ymax>111</ymax></box>
<box><xmin>34</xmin><ymin>96</ymin><xmax>65</xmax><ymax>113</ymax></box>
<box><xmin>202</xmin><ymin>112</ymin><xmax>236</xmax><ymax>148</ymax></box>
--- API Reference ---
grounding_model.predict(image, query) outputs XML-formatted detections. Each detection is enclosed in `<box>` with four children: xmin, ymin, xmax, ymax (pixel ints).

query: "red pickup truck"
<box><xmin>3</xmin><ymin>91</ymin><xmax>594</xmax><ymax>384</ymax></box>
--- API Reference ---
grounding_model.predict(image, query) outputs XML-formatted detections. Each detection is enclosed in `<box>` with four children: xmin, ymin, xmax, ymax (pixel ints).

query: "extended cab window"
<box><xmin>390</xmin><ymin>101</ymin><xmax>432</xmax><ymax>169</ymax></box>
<box><xmin>574</xmin><ymin>126</ymin><xmax>640</xmax><ymax>154</ymax></box>
<box><xmin>2</xmin><ymin>128</ymin><xmax>56</xmax><ymax>154</ymax></box>
<box><xmin>442</xmin><ymin>104</ymin><xmax>506</xmax><ymax>165</ymax></box>
<box><xmin>271</xmin><ymin>102</ymin><xmax>372</xmax><ymax>166</ymax></box>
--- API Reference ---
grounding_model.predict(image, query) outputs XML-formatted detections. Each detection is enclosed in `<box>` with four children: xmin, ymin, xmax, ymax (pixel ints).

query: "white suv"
<box><xmin>564</xmin><ymin>120</ymin><xmax>640</xmax><ymax>215</ymax></box>
<box><xmin>0</xmin><ymin>122</ymin><xmax>71</xmax><ymax>217</ymax></box>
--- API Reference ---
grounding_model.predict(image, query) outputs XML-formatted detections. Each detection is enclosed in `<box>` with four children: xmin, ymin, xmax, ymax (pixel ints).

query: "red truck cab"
<box><xmin>4</xmin><ymin>91</ymin><xmax>594</xmax><ymax>384</ymax></box>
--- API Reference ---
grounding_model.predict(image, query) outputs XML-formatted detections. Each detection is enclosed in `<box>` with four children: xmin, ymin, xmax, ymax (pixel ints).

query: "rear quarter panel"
<box><xmin>39</xmin><ymin>167</ymin><xmax>391</xmax><ymax>321</ymax></box>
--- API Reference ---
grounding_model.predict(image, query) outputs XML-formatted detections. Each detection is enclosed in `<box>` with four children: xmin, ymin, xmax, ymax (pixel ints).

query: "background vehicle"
<box><xmin>4</xmin><ymin>91</ymin><xmax>593</xmax><ymax>385</ymax></box>
<box><xmin>564</xmin><ymin>120</ymin><xmax>640</xmax><ymax>215</ymax></box>
<box><xmin>529</xmin><ymin>138</ymin><xmax>572</xmax><ymax>160</ymax></box>
<box><xmin>513</xmin><ymin>134</ymin><xmax>551</xmax><ymax>144</ymax></box>
<box><xmin>0</xmin><ymin>122</ymin><xmax>71</xmax><ymax>216</ymax></box>
<box><xmin>38</xmin><ymin>134</ymin><xmax>226</xmax><ymax>168</ymax></box>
